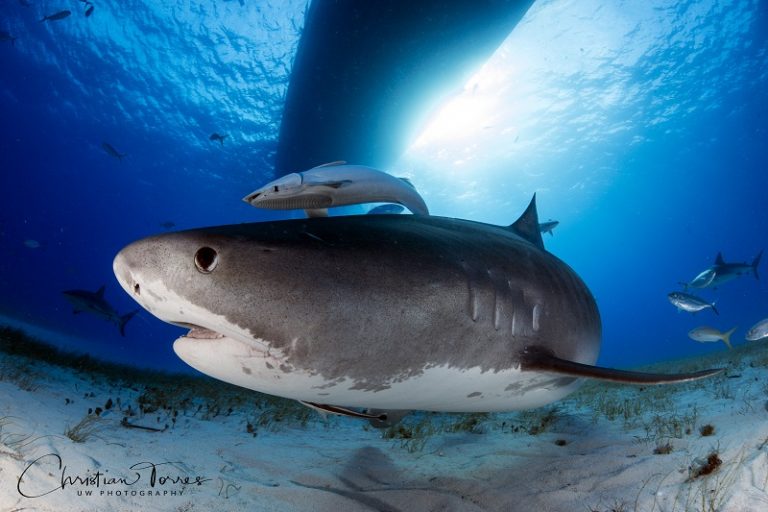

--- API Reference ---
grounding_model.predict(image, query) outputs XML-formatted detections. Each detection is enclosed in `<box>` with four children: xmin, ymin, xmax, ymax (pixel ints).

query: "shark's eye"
<box><xmin>194</xmin><ymin>247</ymin><xmax>218</xmax><ymax>274</ymax></box>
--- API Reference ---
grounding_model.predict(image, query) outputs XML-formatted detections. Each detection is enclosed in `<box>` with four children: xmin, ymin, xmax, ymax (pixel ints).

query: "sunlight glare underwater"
<box><xmin>399</xmin><ymin>0</ymin><xmax>759</xmax><ymax>224</ymax></box>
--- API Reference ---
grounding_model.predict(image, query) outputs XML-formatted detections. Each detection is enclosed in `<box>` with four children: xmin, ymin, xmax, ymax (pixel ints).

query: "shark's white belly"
<box><xmin>173</xmin><ymin>335</ymin><xmax>582</xmax><ymax>412</ymax></box>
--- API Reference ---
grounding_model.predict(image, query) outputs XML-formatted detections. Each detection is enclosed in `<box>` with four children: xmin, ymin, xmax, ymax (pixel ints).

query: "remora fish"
<box><xmin>40</xmin><ymin>10</ymin><xmax>71</xmax><ymax>22</ymax></box>
<box><xmin>688</xmin><ymin>326</ymin><xmax>737</xmax><ymax>350</ymax></box>
<box><xmin>668</xmin><ymin>291</ymin><xmax>718</xmax><ymax>315</ymax></box>
<box><xmin>113</xmin><ymin>196</ymin><xmax>720</xmax><ymax>421</ymax></box>
<box><xmin>683</xmin><ymin>251</ymin><xmax>763</xmax><ymax>289</ymax></box>
<box><xmin>243</xmin><ymin>163</ymin><xmax>429</xmax><ymax>218</ymax></box>
<box><xmin>538</xmin><ymin>220</ymin><xmax>559</xmax><ymax>236</ymax></box>
<box><xmin>62</xmin><ymin>285</ymin><xmax>138</xmax><ymax>336</ymax></box>
<box><xmin>746</xmin><ymin>318</ymin><xmax>768</xmax><ymax>342</ymax></box>
<box><xmin>101</xmin><ymin>142</ymin><xmax>126</xmax><ymax>161</ymax></box>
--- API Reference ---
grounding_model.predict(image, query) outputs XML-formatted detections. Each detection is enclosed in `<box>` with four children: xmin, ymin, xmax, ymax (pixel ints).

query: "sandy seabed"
<box><xmin>1</xmin><ymin>324</ymin><xmax>768</xmax><ymax>512</ymax></box>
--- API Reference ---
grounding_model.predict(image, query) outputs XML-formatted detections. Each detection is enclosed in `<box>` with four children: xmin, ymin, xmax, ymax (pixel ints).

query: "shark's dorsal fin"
<box><xmin>714</xmin><ymin>252</ymin><xmax>725</xmax><ymax>265</ymax></box>
<box><xmin>520</xmin><ymin>346</ymin><xmax>723</xmax><ymax>384</ymax></box>
<box><xmin>509</xmin><ymin>194</ymin><xmax>544</xmax><ymax>251</ymax></box>
<box><xmin>96</xmin><ymin>285</ymin><xmax>106</xmax><ymax>298</ymax></box>
<box><xmin>310</xmin><ymin>160</ymin><xmax>347</xmax><ymax>169</ymax></box>
<box><xmin>398</xmin><ymin>177</ymin><xmax>416</xmax><ymax>189</ymax></box>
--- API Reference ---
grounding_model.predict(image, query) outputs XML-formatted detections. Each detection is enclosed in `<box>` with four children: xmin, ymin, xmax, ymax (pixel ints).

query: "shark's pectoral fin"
<box><xmin>520</xmin><ymin>346</ymin><xmax>723</xmax><ymax>384</ymax></box>
<box><xmin>299</xmin><ymin>401</ymin><xmax>408</xmax><ymax>428</ymax></box>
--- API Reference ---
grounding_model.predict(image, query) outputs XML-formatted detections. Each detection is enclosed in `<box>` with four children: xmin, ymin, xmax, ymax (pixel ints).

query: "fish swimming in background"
<box><xmin>746</xmin><ymin>318</ymin><xmax>768</xmax><ymax>342</ymax></box>
<box><xmin>159</xmin><ymin>221</ymin><xmax>176</xmax><ymax>230</ymax></box>
<box><xmin>688</xmin><ymin>326</ymin><xmax>737</xmax><ymax>350</ymax></box>
<box><xmin>80</xmin><ymin>0</ymin><xmax>95</xmax><ymax>17</ymax></box>
<box><xmin>62</xmin><ymin>285</ymin><xmax>138</xmax><ymax>336</ymax></box>
<box><xmin>114</xmin><ymin>195</ymin><xmax>720</xmax><ymax>426</ymax></box>
<box><xmin>668</xmin><ymin>291</ymin><xmax>718</xmax><ymax>315</ymax></box>
<box><xmin>682</xmin><ymin>251</ymin><xmax>762</xmax><ymax>289</ymax></box>
<box><xmin>0</xmin><ymin>31</ymin><xmax>17</xmax><ymax>46</ymax></box>
<box><xmin>23</xmin><ymin>239</ymin><xmax>40</xmax><ymax>249</ymax></box>
<box><xmin>243</xmin><ymin>162</ymin><xmax>429</xmax><ymax>218</ymax></box>
<box><xmin>209</xmin><ymin>133</ymin><xmax>227</xmax><ymax>145</ymax></box>
<box><xmin>538</xmin><ymin>220</ymin><xmax>559</xmax><ymax>236</ymax></box>
<box><xmin>367</xmin><ymin>204</ymin><xmax>405</xmax><ymax>215</ymax></box>
<box><xmin>101</xmin><ymin>142</ymin><xmax>126</xmax><ymax>161</ymax></box>
<box><xmin>40</xmin><ymin>10</ymin><xmax>72</xmax><ymax>22</ymax></box>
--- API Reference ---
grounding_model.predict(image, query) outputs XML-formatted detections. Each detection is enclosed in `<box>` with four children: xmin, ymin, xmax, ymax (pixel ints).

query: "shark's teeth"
<box><xmin>185</xmin><ymin>327</ymin><xmax>225</xmax><ymax>339</ymax></box>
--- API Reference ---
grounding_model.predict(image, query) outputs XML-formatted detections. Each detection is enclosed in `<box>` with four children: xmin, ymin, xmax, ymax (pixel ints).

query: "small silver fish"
<box><xmin>746</xmin><ymin>318</ymin><xmax>768</xmax><ymax>342</ymax></box>
<box><xmin>40</xmin><ymin>10</ymin><xmax>72</xmax><ymax>22</ymax></box>
<box><xmin>688</xmin><ymin>326</ymin><xmax>736</xmax><ymax>350</ymax></box>
<box><xmin>101</xmin><ymin>141</ymin><xmax>126</xmax><ymax>161</ymax></box>
<box><xmin>667</xmin><ymin>291</ymin><xmax>718</xmax><ymax>315</ymax></box>
<box><xmin>209</xmin><ymin>133</ymin><xmax>227</xmax><ymax>145</ymax></box>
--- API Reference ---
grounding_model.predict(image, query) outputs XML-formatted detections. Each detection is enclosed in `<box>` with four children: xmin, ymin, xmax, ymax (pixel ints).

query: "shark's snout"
<box><xmin>112</xmin><ymin>249</ymin><xmax>134</xmax><ymax>297</ymax></box>
<box><xmin>113</xmin><ymin>241</ymin><xmax>154</xmax><ymax>311</ymax></box>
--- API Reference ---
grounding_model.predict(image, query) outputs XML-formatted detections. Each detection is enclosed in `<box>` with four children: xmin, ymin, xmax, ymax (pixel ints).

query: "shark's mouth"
<box><xmin>175</xmin><ymin>323</ymin><xmax>226</xmax><ymax>340</ymax></box>
<box><xmin>174</xmin><ymin>323</ymin><xmax>272</xmax><ymax>355</ymax></box>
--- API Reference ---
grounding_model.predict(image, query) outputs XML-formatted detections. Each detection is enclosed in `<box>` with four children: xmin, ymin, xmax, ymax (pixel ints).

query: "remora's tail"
<box><xmin>752</xmin><ymin>250</ymin><xmax>763</xmax><ymax>280</ymax></box>
<box><xmin>119</xmin><ymin>310</ymin><xmax>139</xmax><ymax>336</ymax></box>
<box><xmin>721</xmin><ymin>326</ymin><xmax>737</xmax><ymax>350</ymax></box>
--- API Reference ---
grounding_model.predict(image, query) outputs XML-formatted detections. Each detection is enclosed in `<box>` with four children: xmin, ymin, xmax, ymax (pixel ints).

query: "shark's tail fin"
<box><xmin>752</xmin><ymin>250</ymin><xmax>763</xmax><ymax>280</ymax></box>
<box><xmin>721</xmin><ymin>326</ymin><xmax>737</xmax><ymax>350</ymax></box>
<box><xmin>119</xmin><ymin>310</ymin><xmax>139</xmax><ymax>336</ymax></box>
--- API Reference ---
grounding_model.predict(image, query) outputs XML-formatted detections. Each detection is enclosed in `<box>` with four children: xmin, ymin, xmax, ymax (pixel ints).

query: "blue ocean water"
<box><xmin>1</xmin><ymin>0</ymin><xmax>767</xmax><ymax>376</ymax></box>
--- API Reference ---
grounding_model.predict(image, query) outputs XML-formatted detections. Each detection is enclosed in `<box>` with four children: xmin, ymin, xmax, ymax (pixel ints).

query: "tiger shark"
<box><xmin>112</xmin><ymin>196</ymin><xmax>720</xmax><ymax>422</ymax></box>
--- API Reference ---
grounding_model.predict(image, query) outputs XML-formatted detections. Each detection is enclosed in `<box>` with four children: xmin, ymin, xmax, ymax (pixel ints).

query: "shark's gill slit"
<box><xmin>194</xmin><ymin>247</ymin><xmax>218</xmax><ymax>274</ymax></box>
